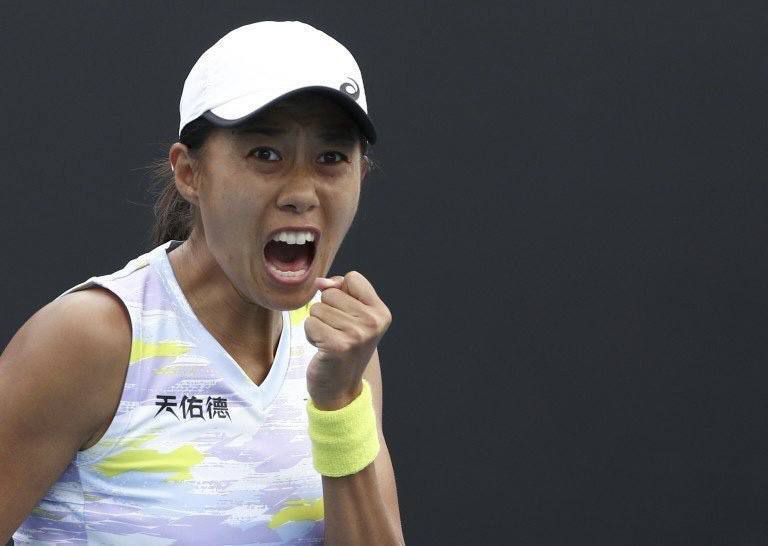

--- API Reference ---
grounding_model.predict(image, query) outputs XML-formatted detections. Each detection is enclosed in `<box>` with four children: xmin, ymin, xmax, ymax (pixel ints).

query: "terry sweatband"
<box><xmin>306</xmin><ymin>379</ymin><xmax>381</xmax><ymax>477</ymax></box>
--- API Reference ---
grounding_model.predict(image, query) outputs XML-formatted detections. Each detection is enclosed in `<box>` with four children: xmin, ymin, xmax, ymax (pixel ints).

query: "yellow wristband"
<box><xmin>306</xmin><ymin>379</ymin><xmax>380</xmax><ymax>478</ymax></box>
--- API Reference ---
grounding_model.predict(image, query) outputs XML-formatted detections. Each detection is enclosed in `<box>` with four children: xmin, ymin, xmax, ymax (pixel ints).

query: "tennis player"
<box><xmin>1</xmin><ymin>20</ymin><xmax>404</xmax><ymax>545</ymax></box>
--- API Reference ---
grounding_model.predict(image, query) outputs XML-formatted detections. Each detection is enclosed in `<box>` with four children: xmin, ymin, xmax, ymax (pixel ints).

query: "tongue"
<box><xmin>264</xmin><ymin>241</ymin><xmax>312</xmax><ymax>272</ymax></box>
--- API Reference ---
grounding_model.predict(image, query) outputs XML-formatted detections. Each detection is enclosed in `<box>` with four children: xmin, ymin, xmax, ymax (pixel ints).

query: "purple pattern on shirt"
<box><xmin>14</xmin><ymin>241</ymin><xmax>324</xmax><ymax>545</ymax></box>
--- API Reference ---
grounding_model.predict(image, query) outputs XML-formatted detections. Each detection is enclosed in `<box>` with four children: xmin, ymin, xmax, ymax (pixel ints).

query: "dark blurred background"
<box><xmin>2</xmin><ymin>1</ymin><xmax>767</xmax><ymax>544</ymax></box>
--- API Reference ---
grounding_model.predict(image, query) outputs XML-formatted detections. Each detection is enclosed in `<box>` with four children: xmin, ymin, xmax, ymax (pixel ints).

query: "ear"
<box><xmin>169</xmin><ymin>143</ymin><xmax>200</xmax><ymax>207</ymax></box>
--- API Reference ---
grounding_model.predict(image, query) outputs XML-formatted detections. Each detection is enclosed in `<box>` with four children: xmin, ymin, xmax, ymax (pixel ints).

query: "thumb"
<box><xmin>314</xmin><ymin>276</ymin><xmax>344</xmax><ymax>291</ymax></box>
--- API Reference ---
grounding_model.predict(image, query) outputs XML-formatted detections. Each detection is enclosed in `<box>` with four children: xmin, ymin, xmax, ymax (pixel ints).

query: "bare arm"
<box><xmin>321</xmin><ymin>347</ymin><xmax>405</xmax><ymax>545</ymax></box>
<box><xmin>0</xmin><ymin>288</ymin><xmax>132</xmax><ymax>543</ymax></box>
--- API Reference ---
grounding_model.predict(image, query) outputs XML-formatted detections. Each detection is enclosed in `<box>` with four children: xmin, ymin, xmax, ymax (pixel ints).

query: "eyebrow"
<box><xmin>234</xmin><ymin>125</ymin><xmax>358</xmax><ymax>145</ymax></box>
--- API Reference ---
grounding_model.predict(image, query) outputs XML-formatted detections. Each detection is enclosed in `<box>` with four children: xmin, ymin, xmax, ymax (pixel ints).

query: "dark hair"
<box><xmin>147</xmin><ymin>117</ymin><xmax>210</xmax><ymax>247</ymax></box>
<box><xmin>147</xmin><ymin>111</ymin><xmax>373</xmax><ymax>248</ymax></box>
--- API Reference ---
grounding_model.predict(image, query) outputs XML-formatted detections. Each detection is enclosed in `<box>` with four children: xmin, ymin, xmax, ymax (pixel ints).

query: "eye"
<box><xmin>249</xmin><ymin>147</ymin><xmax>281</xmax><ymax>161</ymax></box>
<box><xmin>318</xmin><ymin>151</ymin><xmax>348</xmax><ymax>164</ymax></box>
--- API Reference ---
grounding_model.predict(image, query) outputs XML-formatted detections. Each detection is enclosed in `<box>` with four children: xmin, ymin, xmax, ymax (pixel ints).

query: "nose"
<box><xmin>275</xmin><ymin>165</ymin><xmax>320</xmax><ymax>214</ymax></box>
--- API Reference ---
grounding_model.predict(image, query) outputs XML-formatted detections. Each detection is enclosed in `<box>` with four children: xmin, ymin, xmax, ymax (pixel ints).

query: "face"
<box><xmin>173</xmin><ymin>93</ymin><xmax>368</xmax><ymax>310</ymax></box>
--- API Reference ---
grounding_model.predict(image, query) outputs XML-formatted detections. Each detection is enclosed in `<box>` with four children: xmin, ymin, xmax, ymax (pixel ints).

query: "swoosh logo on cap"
<box><xmin>340</xmin><ymin>77</ymin><xmax>360</xmax><ymax>101</ymax></box>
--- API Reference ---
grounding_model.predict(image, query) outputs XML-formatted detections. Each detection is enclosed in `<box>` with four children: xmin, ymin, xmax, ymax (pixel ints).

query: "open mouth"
<box><xmin>263</xmin><ymin>239</ymin><xmax>317</xmax><ymax>281</ymax></box>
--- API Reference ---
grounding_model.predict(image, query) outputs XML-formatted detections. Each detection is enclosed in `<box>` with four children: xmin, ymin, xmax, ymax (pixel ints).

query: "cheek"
<box><xmin>199</xmin><ymin>184</ymin><xmax>263</xmax><ymax>244</ymax></box>
<box><xmin>341</xmin><ymin>183</ymin><xmax>361</xmax><ymax>216</ymax></box>
<box><xmin>201</xmin><ymin>171</ymin><xmax>249</xmax><ymax>214</ymax></box>
<box><xmin>325</xmin><ymin>187</ymin><xmax>360</xmax><ymax>234</ymax></box>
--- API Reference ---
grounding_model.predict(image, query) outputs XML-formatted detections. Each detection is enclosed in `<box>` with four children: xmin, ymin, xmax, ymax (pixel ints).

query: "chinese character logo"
<box><xmin>206</xmin><ymin>396</ymin><xmax>231</xmax><ymax>420</ymax></box>
<box><xmin>155</xmin><ymin>394</ymin><xmax>231</xmax><ymax>421</ymax></box>
<box><xmin>155</xmin><ymin>395</ymin><xmax>179</xmax><ymax>420</ymax></box>
<box><xmin>179</xmin><ymin>395</ymin><xmax>204</xmax><ymax>419</ymax></box>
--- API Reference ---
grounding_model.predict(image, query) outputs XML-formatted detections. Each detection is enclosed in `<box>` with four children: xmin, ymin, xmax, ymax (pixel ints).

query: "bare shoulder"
<box><xmin>0</xmin><ymin>286</ymin><xmax>132</xmax><ymax>540</ymax></box>
<box><xmin>0</xmin><ymin>286</ymin><xmax>133</xmax><ymax>449</ymax></box>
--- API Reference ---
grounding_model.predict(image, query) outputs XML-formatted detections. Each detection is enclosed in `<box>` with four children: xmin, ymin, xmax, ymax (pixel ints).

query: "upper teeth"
<box><xmin>271</xmin><ymin>230</ymin><xmax>315</xmax><ymax>244</ymax></box>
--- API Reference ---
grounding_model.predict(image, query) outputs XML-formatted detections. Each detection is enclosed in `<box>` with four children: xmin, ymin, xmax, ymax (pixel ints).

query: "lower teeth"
<box><xmin>267</xmin><ymin>263</ymin><xmax>308</xmax><ymax>278</ymax></box>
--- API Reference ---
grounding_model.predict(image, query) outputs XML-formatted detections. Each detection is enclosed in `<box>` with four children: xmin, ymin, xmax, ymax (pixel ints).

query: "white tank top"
<box><xmin>14</xmin><ymin>240</ymin><xmax>325</xmax><ymax>545</ymax></box>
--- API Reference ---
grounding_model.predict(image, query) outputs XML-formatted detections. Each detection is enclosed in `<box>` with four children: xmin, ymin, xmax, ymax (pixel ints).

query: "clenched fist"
<box><xmin>304</xmin><ymin>271</ymin><xmax>392</xmax><ymax>410</ymax></box>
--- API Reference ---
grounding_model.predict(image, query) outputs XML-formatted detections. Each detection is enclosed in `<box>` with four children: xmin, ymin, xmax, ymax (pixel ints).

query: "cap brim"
<box><xmin>202</xmin><ymin>86</ymin><xmax>377</xmax><ymax>144</ymax></box>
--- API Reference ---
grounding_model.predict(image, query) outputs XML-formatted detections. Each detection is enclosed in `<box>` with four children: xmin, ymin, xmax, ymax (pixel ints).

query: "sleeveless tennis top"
<box><xmin>14</xmin><ymin>240</ymin><xmax>325</xmax><ymax>545</ymax></box>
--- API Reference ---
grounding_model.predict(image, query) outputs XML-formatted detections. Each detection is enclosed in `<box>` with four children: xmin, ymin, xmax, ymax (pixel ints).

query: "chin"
<box><xmin>258</xmin><ymin>287</ymin><xmax>315</xmax><ymax>311</ymax></box>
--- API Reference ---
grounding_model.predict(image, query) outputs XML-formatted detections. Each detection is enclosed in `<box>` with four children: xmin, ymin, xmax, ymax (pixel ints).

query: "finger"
<box><xmin>314</xmin><ymin>276</ymin><xmax>344</xmax><ymax>291</ymax></box>
<box><xmin>314</xmin><ymin>277</ymin><xmax>337</xmax><ymax>290</ymax></box>
<box><xmin>309</xmin><ymin>301</ymin><xmax>357</xmax><ymax>332</ymax></box>
<box><xmin>319</xmin><ymin>286</ymin><xmax>367</xmax><ymax>318</ymax></box>
<box><xmin>304</xmin><ymin>315</ymin><xmax>348</xmax><ymax>353</ymax></box>
<box><xmin>340</xmin><ymin>271</ymin><xmax>381</xmax><ymax>308</ymax></box>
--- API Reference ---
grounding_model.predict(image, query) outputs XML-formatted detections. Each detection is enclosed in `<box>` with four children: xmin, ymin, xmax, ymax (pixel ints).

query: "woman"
<box><xmin>0</xmin><ymin>21</ymin><xmax>404</xmax><ymax>545</ymax></box>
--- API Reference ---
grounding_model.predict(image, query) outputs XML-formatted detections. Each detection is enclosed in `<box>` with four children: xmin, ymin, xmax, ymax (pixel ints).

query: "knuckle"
<box><xmin>320</xmin><ymin>290</ymin><xmax>332</xmax><ymax>302</ymax></box>
<box><xmin>337</xmin><ymin>339</ymin><xmax>353</xmax><ymax>353</ymax></box>
<box><xmin>373</xmin><ymin>316</ymin><xmax>386</xmax><ymax>332</ymax></box>
<box><xmin>345</xmin><ymin>329</ymin><xmax>362</xmax><ymax>345</ymax></box>
<box><xmin>373</xmin><ymin>308</ymin><xmax>392</xmax><ymax>330</ymax></box>
<box><xmin>368</xmin><ymin>317</ymin><xmax>380</xmax><ymax>332</ymax></box>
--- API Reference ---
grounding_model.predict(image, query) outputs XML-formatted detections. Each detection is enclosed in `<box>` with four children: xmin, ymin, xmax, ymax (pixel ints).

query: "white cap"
<box><xmin>178</xmin><ymin>20</ymin><xmax>377</xmax><ymax>143</ymax></box>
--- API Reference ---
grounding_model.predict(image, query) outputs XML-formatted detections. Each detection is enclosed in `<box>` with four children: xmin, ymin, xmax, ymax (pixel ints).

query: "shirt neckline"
<box><xmin>150</xmin><ymin>240</ymin><xmax>291</xmax><ymax>410</ymax></box>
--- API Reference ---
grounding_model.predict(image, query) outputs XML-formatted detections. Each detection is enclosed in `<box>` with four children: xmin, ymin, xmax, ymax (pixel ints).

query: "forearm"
<box><xmin>322</xmin><ymin>461</ymin><xmax>404</xmax><ymax>546</ymax></box>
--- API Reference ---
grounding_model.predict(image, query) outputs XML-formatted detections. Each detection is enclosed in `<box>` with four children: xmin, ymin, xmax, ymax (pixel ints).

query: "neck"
<box><xmin>166</xmin><ymin>231</ymin><xmax>283</xmax><ymax>369</ymax></box>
